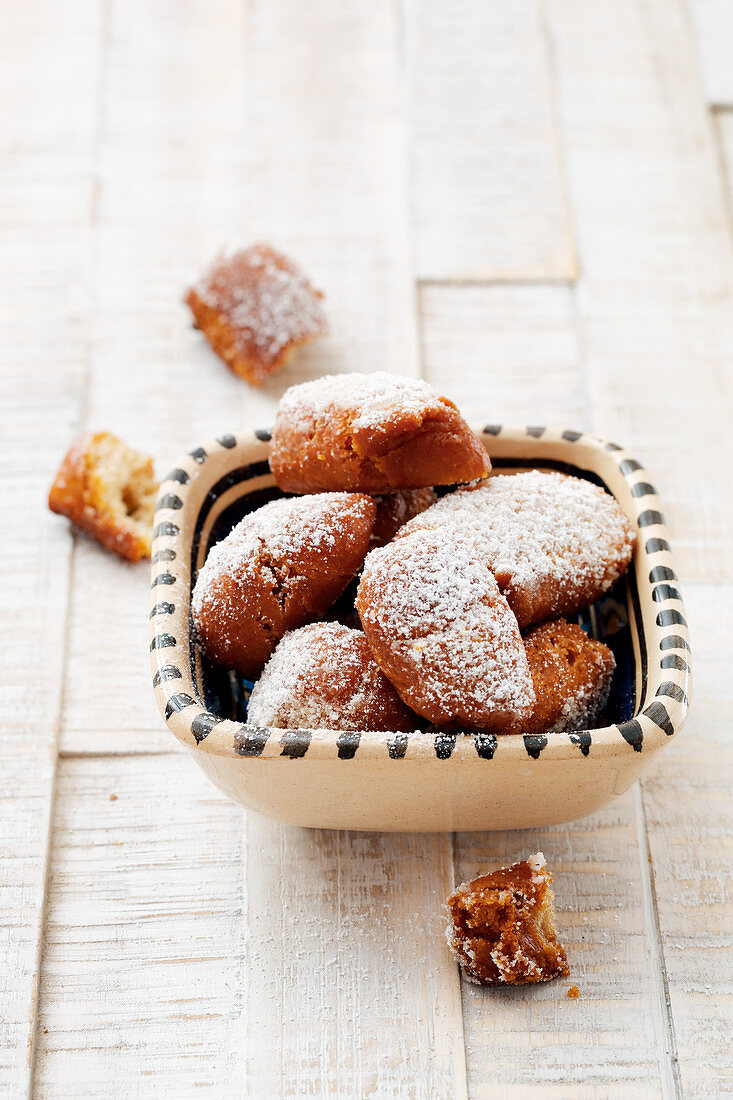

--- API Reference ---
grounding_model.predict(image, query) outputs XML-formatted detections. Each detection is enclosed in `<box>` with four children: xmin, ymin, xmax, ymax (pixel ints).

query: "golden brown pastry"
<box><xmin>48</xmin><ymin>431</ymin><xmax>158</xmax><ymax>562</ymax></box>
<box><xmin>519</xmin><ymin>618</ymin><xmax>615</xmax><ymax>735</ymax></box>
<box><xmin>192</xmin><ymin>493</ymin><xmax>375</xmax><ymax>679</ymax></box>
<box><xmin>369</xmin><ymin>487</ymin><xmax>438</xmax><ymax>548</ymax></box>
<box><xmin>185</xmin><ymin>243</ymin><xmax>328</xmax><ymax>385</ymax></box>
<box><xmin>246</xmin><ymin>622</ymin><xmax>418</xmax><ymax>731</ymax></box>
<box><xmin>399</xmin><ymin>470</ymin><xmax>636</xmax><ymax>627</ymax></box>
<box><xmin>270</xmin><ymin>372</ymin><xmax>491</xmax><ymax>494</ymax></box>
<box><xmin>356</xmin><ymin>527</ymin><xmax>534</xmax><ymax>731</ymax></box>
<box><xmin>446</xmin><ymin>853</ymin><xmax>570</xmax><ymax>986</ymax></box>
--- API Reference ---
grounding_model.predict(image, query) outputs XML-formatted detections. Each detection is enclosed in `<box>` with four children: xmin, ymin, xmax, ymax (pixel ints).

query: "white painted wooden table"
<box><xmin>2</xmin><ymin>1</ymin><xmax>732</xmax><ymax>1096</ymax></box>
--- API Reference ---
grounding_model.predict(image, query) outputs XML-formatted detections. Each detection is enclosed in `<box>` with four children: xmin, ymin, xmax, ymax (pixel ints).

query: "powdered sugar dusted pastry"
<box><xmin>270</xmin><ymin>372</ymin><xmax>491</xmax><ymax>494</ymax></box>
<box><xmin>247</xmin><ymin>623</ymin><xmax>418</xmax><ymax>732</ymax></box>
<box><xmin>356</xmin><ymin>527</ymin><xmax>534</xmax><ymax>731</ymax></box>
<box><xmin>48</xmin><ymin>431</ymin><xmax>158</xmax><ymax>562</ymax></box>
<box><xmin>446</xmin><ymin>853</ymin><xmax>570</xmax><ymax>986</ymax></box>
<box><xmin>520</xmin><ymin>619</ymin><xmax>616</xmax><ymax>735</ymax></box>
<box><xmin>370</xmin><ymin>487</ymin><xmax>438</xmax><ymax>548</ymax></box>
<box><xmin>186</xmin><ymin>244</ymin><xmax>328</xmax><ymax>385</ymax></box>
<box><xmin>399</xmin><ymin>470</ymin><xmax>636</xmax><ymax>627</ymax></box>
<box><xmin>192</xmin><ymin>494</ymin><xmax>375</xmax><ymax>679</ymax></box>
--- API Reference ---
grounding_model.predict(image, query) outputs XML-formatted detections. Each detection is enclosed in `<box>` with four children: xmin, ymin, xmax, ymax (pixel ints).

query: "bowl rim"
<box><xmin>149</xmin><ymin>425</ymin><xmax>691</xmax><ymax>764</ymax></box>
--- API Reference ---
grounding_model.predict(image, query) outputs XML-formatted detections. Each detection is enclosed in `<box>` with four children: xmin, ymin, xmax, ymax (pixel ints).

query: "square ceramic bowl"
<box><xmin>149</xmin><ymin>425</ymin><xmax>690</xmax><ymax>832</ymax></box>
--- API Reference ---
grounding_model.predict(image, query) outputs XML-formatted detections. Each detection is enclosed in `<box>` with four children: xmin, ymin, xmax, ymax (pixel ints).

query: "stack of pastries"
<box><xmin>192</xmin><ymin>373</ymin><xmax>635</xmax><ymax>736</ymax></box>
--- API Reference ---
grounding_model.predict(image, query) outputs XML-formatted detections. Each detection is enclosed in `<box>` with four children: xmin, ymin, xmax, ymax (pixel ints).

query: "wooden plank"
<box><xmin>716</xmin><ymin>108</ymin><xmax>733</xmax><ymax>215</ymax></box>
<box><xmin>32</xmin><ymin>755</ymin><xmax>247</xmax><ymax>1098</ymax></box>
<box><xmin>547</xmin><ymin>0</ymin><xmax>733</xmax><ymax>583</ymax></box>
<box><xmin>403</xmin><ymin>0</ymin><xmax>576</xmax><ymax>281</ymax></box>
<box><xmin>641</xmin><ymin>583</ymin><xmax>733</xmax><ymax>1099</ymax></box>
<box><xmin>241</xmin><ymin>817</ymin><xmax>467</xmax><ymax>1098</ymax></box>
<box><xmin>420</xmin><ymin>286</ymin><xmax>664</xmax><ymax>1092</ymax></box>
<box><xmin>217</xmin><ymin>5</ymin><xmax>463</xmax><ymax>1096</ymax></box>
<box><xmin>33</xmin><ymin>756</ymin><xmax>467</xmax><ymax>1098</ymax></box>
<box><xmin>545</xmin><ymin>0</ymin><xmax>733</xmax><ymax>1091</ymax></box>
<box><xmin>51</xmin><ymin>3</ymin><xmax>466</xmax><ymax>1097</ymax></box>
<box><xmin>58</xmin><ymin>0</ymin><xmax>250</xmax><ymax>753</ymax></box>
<box><xmin>0</xmin><ymin>2</ymin><xmax>102</xmax><ymax>1092</ymax></box>
<box><xmin>62</xmin><ymin>0</ymin><xmax>421</xmax><ymax>752</ymax></box>
<box><xmin>453</xmin><ymin>795</ymin><xmax>665</xmax><ymax>1096</ymax></box>
<box><xmin>688</xmin><ymin>0</ymin><xmax>733</xmax><ymax>107</ymax></box>
<box><xmin>419</xmin><ymin>282</ymin><xmax>587</xmax><ymax>427</ymax></box>
<box><xmin>240</xmin><ymin>0</ymin><xmax>419</xmax><ymax>379</ymax></box>
<box><xmin>0</xmin><ymin>737</ymin><xmax>56</xmax><ymax>1096</ymax></box>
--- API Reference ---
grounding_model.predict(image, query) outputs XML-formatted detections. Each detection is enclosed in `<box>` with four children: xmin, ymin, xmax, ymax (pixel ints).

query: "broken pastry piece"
<box><xmin>446</xmin><ymin>853</ymin><xmax>569</xmax><ymax>986</ymax></box>
<box><xmin>48</xmin><ymin>431</ymin><xmax>158</xmax><ymax>562</ymax></box>
<box><xmin>185</xmin><ymin>243</ymin><xmax>328</xmax><ymax>385</ymax></box>
<box><xmin>520</xmin><ymin>618</ymin><xmax>616</xmax><ymax>735</ymax></box>
<box><xmin>270</xmin><ymin>372</ymin><xmax>491</xmax><ymax>494</ymax></box>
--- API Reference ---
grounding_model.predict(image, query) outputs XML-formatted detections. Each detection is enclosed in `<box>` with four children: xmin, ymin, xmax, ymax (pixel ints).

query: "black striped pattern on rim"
<box><xmin>149</xmin><ymin>426</ymin><xmax>690</xmax><ymax>761</ymax></box>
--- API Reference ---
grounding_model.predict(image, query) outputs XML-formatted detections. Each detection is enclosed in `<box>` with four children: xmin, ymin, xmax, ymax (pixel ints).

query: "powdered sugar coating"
<box><xmin>399</xmin><ymin>470</ymin><xmax>636</xmax><ymax>627</ymax></box>
<box><xmin>271</xmin><ymin>372</ymin><xmax>490</xmax><ymax>493</ymax></box>
<box><xmin>189</xmin><ymin>243</ymin><xmax>328</xmax><ymax>365</ymax></box>
<box><xmin>193</xmin><ymin>494</ymin><xmax>361</xmax><ymax>613</ymax></box>
<box><xmin>191</xmin><ymin>493</ymin><xmax>375</xmax><ymax>677</ymax></box>
<box><xmin>356</xmin><ymin>527</ymin><xmax>534</xmax><ymax>731</ymax></box>
<box><xmin>247</xmin><ymin>623</ymin><xmax>418</xmax><ymax>732</ymax></box>
<box><xmin>277</xmin><ymin>372</ymin><xmax>450</xmax><ymax>439</ymax></box>
<box><xmin>445</xmin><ymin>852</ymin><xmax>569</xmax><ymax>986</ymax></box>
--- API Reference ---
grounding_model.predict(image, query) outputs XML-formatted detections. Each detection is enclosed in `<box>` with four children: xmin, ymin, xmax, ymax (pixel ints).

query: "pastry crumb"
<box><xmin>567</xmin><ymin>985</ymin><xmax>580</xmax><ymax>999</ymax></box>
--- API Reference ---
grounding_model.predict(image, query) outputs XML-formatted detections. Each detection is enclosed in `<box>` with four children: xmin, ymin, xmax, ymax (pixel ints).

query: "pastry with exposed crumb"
<box><xmin>192</xmin><ymin>494</ymin><xmax>375</xmax><ymax>679</ymax></box>
<box><xmin>247</xmin><ymin>623</ymin><xmax>419</xmax><ymax>731</ymax></box>
<box><xmin>185</xmin><ymin>243</ymin><xmax>328</xmax><ymax>385</ymax></box>
<box><xmin>48</xmin><ymin>431</ymin><xmax>158</xmax><ymax>562</ymax></box>
<box><xmin>519</xmin><ymin>618</ymin><xmax>615</xmax><ymax>735</ymax></box>
<box><xmin>370</xmin><ymin>487</ymin><xmax>438</xmax><ymax>548</ymax></box>
<box><xmin>399</xmin><ymin>470</ymin><xmax>636</xmax><ymax>627</ymax></box>
<box><xmin>446</xmin><ymin>853</ymin><xmax>570</xmax><ymax>985</ymax></box>
<box><xmin>356</xmin><ymin>527</ymin><xmax>534</xmax><ymax>731</ymax></box>
<box><xmin>270</xmin><ymin>372</ymin><xmax>491</xmax><ymax>494</ymax></box>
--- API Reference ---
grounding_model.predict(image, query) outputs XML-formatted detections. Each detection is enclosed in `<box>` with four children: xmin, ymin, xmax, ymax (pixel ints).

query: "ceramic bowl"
<box><xmin>149</xmin><ymin>425</ymin><xmax>690</xmax><ymax>832</ymax></box>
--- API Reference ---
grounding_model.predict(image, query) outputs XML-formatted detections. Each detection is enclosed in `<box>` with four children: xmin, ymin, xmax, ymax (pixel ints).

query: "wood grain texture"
<box><xmin>4</xmin><ymin>0</ymin><xmax>733</xmax><ymax>1094</ymax></box>
<box><xmin>241</xmin><ymin>817</ymin><xmax>467</xmax><ymax>1099</ymax></box>
<box><xmin>546</xmin><ymin>0</ymin><xmax>733</xmax><ymax>1089</ymax></box>
<box><xmin>60</xmin><ymin>0</ymin><xmax>251</xmax><ymax>752</ymax></box>
<box><xmin>240</xmin><ymin>0</ymin><xmax>419</xmax><ymax>379</ymax></box>
<box><xmin>688</xmin><ymin>0</ymin><xmax>733</xmax><ymax>107</ymax></box>
<box><xmin>33</xmin><ymin>756</ymin><xmax>467</xmax><ymax>1099</ymax></box>
<box><xmin>0</xmin><ymin>737</ymin><xmax>57</xmax><ymax>1097</ymax></box>
<box><xmin>453</xmin><ymin>793</ymin><xmax>667</xmax><ymax>1096</ymax></box>
<box><xmin>61</xmin><ymin>0</ymin><xmax>421</xmax><ymax>753</ymax></box>
<box><xmin>641</xmin><ymin>583</ymin><xmax>733</xmax><ymax>1099</ymax></box>
<box><xmin>717</xmin><ymin>109</ymin><xmax>733</xmax><ymax>215</ymax></box>
<box><xmin>403</xmin><ymin>0</ymin><xmax>576</xmax><ymax>281</ymax></box>
<box><xmin>33</xmin><ymin>755</ymin><xmax>247</xmax><ymax>1099</ymax></box>
<box><xmin>419</xmin><ymin>282</ymin><xmax>587</xmax><ymax>427</ymax></box>
<box><xmin>0</xmin><ymin>1</ymin><xmax>102</xmax><ymax>1092</ymax></box>
<box><xmin>547</xmin><ymin>0</ymin><xmax>733</xmax><ymax>583</ymax></box>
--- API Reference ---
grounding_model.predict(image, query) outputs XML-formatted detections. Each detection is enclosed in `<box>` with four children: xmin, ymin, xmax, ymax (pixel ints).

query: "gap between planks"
<box><xmin>634</xmin><ymin>785</ymin><xmax>682</xmax><ymax>1099</ymax></box>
